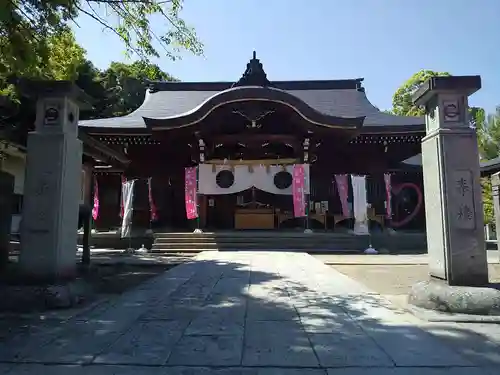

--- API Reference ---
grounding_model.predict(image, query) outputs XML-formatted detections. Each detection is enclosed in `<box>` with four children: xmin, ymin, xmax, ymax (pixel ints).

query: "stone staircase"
<box><xmin>150</xmin><ymin>231</ymin><xmax>427</xmax><ymax>257</ymax></box>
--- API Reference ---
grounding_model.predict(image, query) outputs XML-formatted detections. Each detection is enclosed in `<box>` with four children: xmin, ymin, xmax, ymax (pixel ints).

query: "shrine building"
<box><xmin>79</xmin><ymin>52</ymin><xmax>426</xmax><ymax>234</ymax></box>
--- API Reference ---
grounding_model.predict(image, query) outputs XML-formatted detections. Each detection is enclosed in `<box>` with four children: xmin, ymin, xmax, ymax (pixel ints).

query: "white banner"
<box><xmin>198</xmin><ymin>164</ymin><xmax>310</xmax><ymax>195</ymax></box>
<box><xmin>120</xmin><ymin>180</ymin><xmax>136</xmax><ymax>238</ymax></box>
<box><xmin>351</xmin><ymin>175</ymin><xmax>369</xmax><ymax>235</ymax></box>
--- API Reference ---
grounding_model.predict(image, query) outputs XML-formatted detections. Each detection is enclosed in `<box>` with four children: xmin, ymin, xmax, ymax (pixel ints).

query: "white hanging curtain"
<box><xmin>253</xmin><ymin>165</ymin><xmax>310</xmax><ymax>195</ymax></box>
<box><xmin>197</xmin><ymin>164</ymin><xmax>310</xmax><ymax>195</ymax></box>
<box><xmin>198</xmin><ymin>164</ymin><xmax>252</xmax><ymax>195</ymax></box>
<box><xmin>351</xmin><ymin>175</ymin><xmax>369</xmax><ymax>235</ymax></box>
<box><xmin>120</xmin><ymin>180</ymin><xmax>136</xmax><ymax>238</ymax></box>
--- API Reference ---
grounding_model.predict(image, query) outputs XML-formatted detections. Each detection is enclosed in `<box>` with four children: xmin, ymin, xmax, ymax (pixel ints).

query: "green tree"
<box><xmin>1</xmin><ymin>27</ymin><xmax>85</xmax><ymax>100</ymax></box>
<box><xmin>474</xmin><ymin>106</ymin><xmax>500</xmax><ymax>160</ymax></box>
<box><xmin>75</xmin><ymin>59</ymin><xmax>109</xmax><ymax>118</ymax></box>
<box><xmin>473</xmin><ymin>106</ymin><xmax>500</xmax><ymax>226</ymax></box>
<box><xmin>392</xmin><ymin>70</ymin><xmax>451</xmax><ymax>116</ymax></box>
<box><xmin>481</xmin><ymin>177</ymin><xmax>494</xmax><ymax>225</ymax></box>
<box><xmin>0</xmin><ymin>0</ymin><xmax>203</xmax><ymax>74</ymax></box>
<box><xmin>78</xmin><ymin>60</ymin><xmax>178</xmax><ymax>119</ymax></box>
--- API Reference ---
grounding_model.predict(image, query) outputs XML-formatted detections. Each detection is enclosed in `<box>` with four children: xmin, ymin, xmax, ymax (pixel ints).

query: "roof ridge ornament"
<box><xmin>232</xmin><ymin>51</ymin><xmax>271</xmax><ymax>88</ymax></box>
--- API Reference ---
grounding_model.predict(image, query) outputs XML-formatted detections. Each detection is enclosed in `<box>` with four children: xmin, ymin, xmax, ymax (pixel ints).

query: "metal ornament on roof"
<box><xmin>232</xmin><ymin>109</ymin><xmax>275</xmax><ymax>129</ymax></box>
<box><xmin>229</xmin><ymin>52</ymin><xmax>276</xmax><ymax>129</ymax></box>
<box><xmin>232</xmin><ymin>51</ymin><xmax>271</xmax><ymax>88</ymax></box>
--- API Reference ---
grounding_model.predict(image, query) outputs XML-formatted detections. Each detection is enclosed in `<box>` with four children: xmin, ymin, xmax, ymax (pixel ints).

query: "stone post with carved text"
<box><xmin>19</xmin><ymin>81</ymin><xmax>83</xmax><ymax>281</ymax></box>
<box><xmin>413</xmin><ymin>76</ymin><xmax>488</xmax><ymax>286</ymax></box>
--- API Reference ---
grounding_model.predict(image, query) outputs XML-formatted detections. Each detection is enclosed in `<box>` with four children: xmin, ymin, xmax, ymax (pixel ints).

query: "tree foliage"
<box><xmin>481</xmin><ymin>176</ymin><xmax>494</xmax><ymax>225</ymax></box>
<box><xmin>473</xmin><ymin>107</ymin><xmax>500</xmax><ymax>226</ymax></box>
<box><xmin>1</xmin><ymin>27</ymin><xmax>86</xmax><ymax>100</ymax></box>
<box><xmin>101</xmin><ymin>60</ymin><xmax>177</xmax><ymax>116</ymax></box>
<box><xmin>474</xmin><ymin>106</ymin><xmax>500</xmax><ymax>160</ymax></box>
<box><xmin>77</xmin><ymin>59</ymin><xmax>178</xmax><ymax>119</ymax></box>
<box><xmin>1</xmin><ymin>31</ymin><xmax>176</xmax><ymax>138</ymax></box>
<box><xmin>392</xmin><ymin>70</ymin><xmax>451</xmax><ymax>116</ymax></box>
<box><xmin>0</xmin><ymin>0</ymin><xmax>202</xmax><ymax>74</ymax></box>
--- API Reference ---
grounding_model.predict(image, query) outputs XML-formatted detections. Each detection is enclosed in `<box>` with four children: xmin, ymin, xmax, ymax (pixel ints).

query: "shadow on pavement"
<box><xmin>0</xmin><ymin>252</ymin><xmax>499</xmax><ymax>374</ymax></box>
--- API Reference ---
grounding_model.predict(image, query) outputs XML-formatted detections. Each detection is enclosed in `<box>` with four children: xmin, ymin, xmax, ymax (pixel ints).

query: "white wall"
<box><xmin>1</xmin><ymin>154</ymin><xmax>25</xmax><ymax>194</ymax></box>
<box><xmin>1</xmin><ymin>147</ymin><xmax>89</xmax><ymax>234</ymax></box>
<box><xmin>0</xmin><ymin>152</ymin><xmax>25</xmax><ymax>234</ymax></box>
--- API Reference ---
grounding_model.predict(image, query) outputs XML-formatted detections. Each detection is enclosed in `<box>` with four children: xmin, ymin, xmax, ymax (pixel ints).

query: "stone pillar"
<box><xmin>491</xmin><ymin>172</ymin><xmax>500</xmax><ymax>261</ymax></box>
<box><xmin>18</xmin><ymin>81</ymin><xmax>85</xmax><ymax>281</ymax></box>
<box><xmin>413</xmin><ymin>75</ymin><xmax>488</xmax><ymax>286</ymax></box>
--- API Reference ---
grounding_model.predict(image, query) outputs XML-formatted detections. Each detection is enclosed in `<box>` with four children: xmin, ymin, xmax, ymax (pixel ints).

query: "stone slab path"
<box><xmin>0</xmin><ymin>252</ymin><xmax>498</xmax><ymax>374</ymax></box>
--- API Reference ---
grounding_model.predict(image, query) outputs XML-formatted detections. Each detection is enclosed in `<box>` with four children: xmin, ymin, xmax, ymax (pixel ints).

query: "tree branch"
<box><xmin>74</xmin><ymin>2</ymin><xmax>146</xmax><ymax>59</ymax></box>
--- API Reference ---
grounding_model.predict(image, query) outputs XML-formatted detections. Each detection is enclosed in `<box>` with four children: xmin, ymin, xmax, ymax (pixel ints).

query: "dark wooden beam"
<box><xmin>211</xmin><ymin>134</ymin><xmax>298</xmax><ymax>144</ymax></box>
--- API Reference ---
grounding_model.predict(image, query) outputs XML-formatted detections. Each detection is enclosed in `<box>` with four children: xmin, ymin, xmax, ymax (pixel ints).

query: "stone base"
<box><xmin>0</xmin><ymin>279</ymin><xmax>93</xmax><ymax>312</ymax></box>
<box><xmin>408</xmin><ymin>279</ymin><xmax>500</xmax><ymax>316</ymax></box>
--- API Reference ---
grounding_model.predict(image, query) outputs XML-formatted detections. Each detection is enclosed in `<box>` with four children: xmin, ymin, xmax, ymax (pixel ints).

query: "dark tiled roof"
<box><xmin>481</xmin><ymin>157</ymin><xmax>500</xmax><ymax>176</ymax></box>
<box><xmin>79</xmin><ymin>80</ymin><xmax>424</xmax><ymax>130</ymax></box>
<box><xmin>403</xmin><ymin>153</ymin><xmax>498</xmax><ymax>177</ymax></box>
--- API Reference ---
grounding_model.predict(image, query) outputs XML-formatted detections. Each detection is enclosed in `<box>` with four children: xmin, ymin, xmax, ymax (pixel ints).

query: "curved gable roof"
<box><xmin>78</xmin><ymin>51</ymin><xmax>424</xmax><ymax>133</ymax></box>
<box><xmin>79</xmin><ymin>82</ymin><xmax>424</xmax><ymax>132</ymax></box>
<box><xmin>142</xmin><ymin>85</ymin><xmax>365</xmax><ymax>130</ymax></box>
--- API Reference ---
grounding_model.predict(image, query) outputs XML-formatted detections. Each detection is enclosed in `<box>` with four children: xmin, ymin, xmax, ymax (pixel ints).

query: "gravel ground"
<box><xmin>330</xmin><ymin>263</ymin><xmax>500</xmax><ymax>315</ymax></box>
<box><xmin>332</xmin><ymin>264</ymin><xmax>500</xmax><ymax>296</ymax></box>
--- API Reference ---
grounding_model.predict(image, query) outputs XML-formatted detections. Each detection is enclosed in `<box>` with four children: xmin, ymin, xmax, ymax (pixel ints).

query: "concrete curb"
<box><xmin>324</xmin><ymin>261</ymin><xmax>430</xmax><ymax>266</ymax></box>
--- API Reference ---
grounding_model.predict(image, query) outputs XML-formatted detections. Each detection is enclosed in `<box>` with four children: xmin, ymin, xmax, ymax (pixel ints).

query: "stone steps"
<box><xmin>150</xmin><ymin>231</ymin><xmax>427</xmax><ymax>255</ymax></box>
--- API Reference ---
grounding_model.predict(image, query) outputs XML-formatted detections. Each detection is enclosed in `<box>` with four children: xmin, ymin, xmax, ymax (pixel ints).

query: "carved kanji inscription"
<box><xmin>452</xmin><ymin>170</ymin><xmax>476</xmax><ymax>230</ymax></box>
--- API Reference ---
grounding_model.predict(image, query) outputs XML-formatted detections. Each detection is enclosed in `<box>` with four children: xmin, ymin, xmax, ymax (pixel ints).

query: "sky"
<box><xmin>72</xmin><ymin>0</ymin><xmax>500</xmax><ymax>112</ymax></box>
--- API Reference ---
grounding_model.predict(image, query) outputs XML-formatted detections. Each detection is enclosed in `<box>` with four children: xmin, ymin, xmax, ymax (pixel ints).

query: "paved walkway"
<box><xmin>0</xmin><ymin>252</ymin><xmax>499</xmax><ymax>374</ymax></box>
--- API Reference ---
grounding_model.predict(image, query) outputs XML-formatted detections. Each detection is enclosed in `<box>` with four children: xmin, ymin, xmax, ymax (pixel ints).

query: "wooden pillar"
<box><xmin>199</xmin><ymin>195</ymin><xmax>207</xmax><ymax>228</ymax></box>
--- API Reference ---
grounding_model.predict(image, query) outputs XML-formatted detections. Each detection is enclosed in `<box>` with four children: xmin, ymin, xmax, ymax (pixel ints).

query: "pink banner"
<box><xmin>185</xmin><ymin>167</ymin><xmax>198</xmax><ymax>220</ymax></box>
<box><xmin>384</xmin><ymin>173</ymin><xmax>392</xmax><ymax>219</ymax></box>
<box><xmin>148</xmin><ymin>177</ymin><xmax>158</xmax><ymax>222</ymax></box>
<box><xmin>334</xmin><ymin>174</ymin><xmax>350</xmax><ymax>217</ymax></box>
<box><xmin>92</xmin><ymin>177</ymin><xmax>99</xmax><ymax>221</ymax></box>
<box><xmin>292</xmin><ymin>164</ymin><xmax>306</xmax><ymax>217</ymax></box>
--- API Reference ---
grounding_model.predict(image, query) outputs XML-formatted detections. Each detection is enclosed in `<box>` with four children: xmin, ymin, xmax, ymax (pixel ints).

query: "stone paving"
<box><xmin>0</xmin><ymin>251</ymin><xmax>498</xmax><ymax>374</ymax></box>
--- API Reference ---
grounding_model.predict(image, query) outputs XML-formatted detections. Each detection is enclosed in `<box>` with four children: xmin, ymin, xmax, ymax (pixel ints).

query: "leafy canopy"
<box><xmin>473</xmin><ymin>106</ymin><xmax>500</xmax><ymax>160</ymax></box>
<box><xmin>0</xmin><ymin>0</ymin><xmax>203</xmax><ymax>73</ymax></box>
<box><xmin>0</xmin><ymin>27</ymin><xmax>86</xmax><ymax>100</ymax></box>
<box><xmin>473</xmin><ymin>106</ymin><xmax>500</xmax><ymax>226</ymax></box>
<box><xmin>392</xmin><ymin>70</ymin><xmax>451</xmax><ymax>116</ymax></box>
<box><xmin>77</xmin><ymin>60</ymin><xmax>178</xmax><ymax>118</ymax></box>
